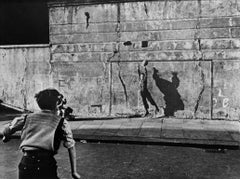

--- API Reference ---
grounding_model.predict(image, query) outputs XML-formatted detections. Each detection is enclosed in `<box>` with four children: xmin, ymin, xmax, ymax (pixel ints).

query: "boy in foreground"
<box><xmin>2</xmin><ymin>88</ymin><xmax>80</xmax><ymax>179</ymax></box>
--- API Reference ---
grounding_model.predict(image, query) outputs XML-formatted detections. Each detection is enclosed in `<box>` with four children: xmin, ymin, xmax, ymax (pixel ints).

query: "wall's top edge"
<box><xmin>48</xmin><ymin>0</ymin><xmax>202</xmax><ymax>7</ymax></box>
<box><xmin>0</xmin><ymin>44</ymin><xmax>50</xmax><ymax>49</ymax></box>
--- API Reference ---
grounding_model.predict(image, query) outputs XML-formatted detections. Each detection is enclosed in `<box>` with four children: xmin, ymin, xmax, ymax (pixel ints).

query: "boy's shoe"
<box><xmin>154</xmin><ymin>112</ymin><xmax>164</xmax><ymax>118</ymax></box>
<box><xmin>143</xmin><ymin>111</ymin><xmax>150</xmax><ymax>117</ymax></box>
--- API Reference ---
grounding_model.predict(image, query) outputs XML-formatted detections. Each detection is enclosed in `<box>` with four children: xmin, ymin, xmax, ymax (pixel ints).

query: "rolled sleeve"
<box><xmin>61</xmin><ymin>119</ymin><xmax>75</xmax><ymax>149</ymax></box>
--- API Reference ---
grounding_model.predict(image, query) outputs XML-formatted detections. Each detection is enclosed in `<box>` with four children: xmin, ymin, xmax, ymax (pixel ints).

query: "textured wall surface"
<box><xmin>1</xmin><ymin>0</ymin><xmax>240</xmax><ymax>119</ymax></box>
<box><xmin>0</xmin><ymin>46</ymin><xmax>52</xmax><ymax>111</ymax></box>
<box><xmin>47</xmin><ymin>0</ymin><xmax>240</xmax><ymax>119</ymax></box>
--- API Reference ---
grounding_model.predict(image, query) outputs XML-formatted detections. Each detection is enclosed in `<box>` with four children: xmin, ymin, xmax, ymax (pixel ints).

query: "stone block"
<box><xmin>231</xmin><ymin>27</ymin><xmax>240</xmax><ymax>38</ymax></box>
<box><xmin>203</xmin><ymin>50</ymin><xmax>240</xmax><ymax>60</ymax></box>
<box><xmin>51</xmin><ymin>43</ymin><xmax>115</xmax><ymax>53</ymax></box>
<box><xmin>71</xmin><ymin>33</ymin><xmax>118</xmax><ymax>43</ymax></box>
<box><xmin>52</xmin><ymin>61</ymin><xmax>105</xmax><ymax>77</ymax></box>
<box><xmin>201</xmin><ymin>0</ymin><xmax>232</xmax><ymax>17</ymax></box>
<box><xmin>120</xmin><ymin>1</ymin><xmax>165</xmax><ymax>21</ymax></box>
<box><xmin>119</xmin><ymin>51</ymin><xmax>196</xmax><ymax>61</ymax></box>
<box><xmin>121</xmin><ymin>17</ymin><xmax>231</xmax><ymax>32</ymax></box>
<box><xmin>121</xmin><ymin>19</ymin><xmax>197</xmax><ymax>32</ymax></box>
<box><xmin>120</xmin><ymin>29</ymin><xmax>196</xmax><ymax>42</ymax></box>
<box><xmin>50</xmin><ymin>35</ymin><xmax>72</xmax><ymax>44</ymax></box>
<box><xmin>200</xmin><ymin>17</ymin><xmax>231</xmax><ymax>28</ymax></box>
<box><xmin>161</xmin><ymin>0</ymin><xmax>199</xmax><ymax>20</ymax></box>
<box><xmin>200</xmin><ymin>28</ymin><xmax>230</xmax><ymax>39</ymax></box>
<box><xmin>72</xmin><ymin>4</ymin><xmax>117</xmax><ymax>23</ymax></box>
<box><xmin>231</xmin><ymin>0</ymin><xmax>240</xmax><ymax>16</ymax></box>
<box><xmin>200</xmin><ymin>39</ymin><xmax>232</xmax><ymax>50</ymax></box>
<box><xmin>232</xmin><ymin>17</ymin><xmax>240</xmax><ymax>27</ymax></box>
<box><xmin>231</xmin><ymin>39</ymin><xmax>240</xmax><ymax>49</ymax></box>
<box><xmin>121</xmin><ymin>40</ymin><xmax>197</xmax><ymax>51</ymax></box>
<box><xmin>161</xmin><ymin>29</ymin><xmax>196</xmax><ymax>41</ymax></box>
<box><xmin>171</xmin><ymin>19</ymin><xmax>197</xmax><ymax>30</ymax></box>
<box><xmin>50</xmin><ymin>25</ymin><xmax>71</xmax><ymax>35</ymax></box>
<box><xmin>74</xmin><ymin>23</ymin><xmax>117</xmax><ymax>33</ymax></box>
<box><xmin>49</xmin><ymin>6</ymin><xmax>73</xmax><ymax>25</ymax></box>
<box><xmin>50</xmin><ymin>23</ymin><xmax>117</xmax><ymax>35</ymax></box>
<box><xmin>52</xmin><ymin>52</ymin><xmax>101</xmax><ymax>62</ymax></box>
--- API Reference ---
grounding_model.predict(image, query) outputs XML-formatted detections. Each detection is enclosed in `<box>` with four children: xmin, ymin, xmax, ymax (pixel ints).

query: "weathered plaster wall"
<box><xmin>49</xmin><ymin>4</ymin><xmax>116</xmax><ymax>115</ymax></box>
<box><xmin>0</xmin><ymin>46</ymin><xmax>52</xmax><ymax>111</ymax></box>
<box><xmin>48</xmin><ymin>0</ymin><xmax>240</xmax><ymax>119</ymax></box>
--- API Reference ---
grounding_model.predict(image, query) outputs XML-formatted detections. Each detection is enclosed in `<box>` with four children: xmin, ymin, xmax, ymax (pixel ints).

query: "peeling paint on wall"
<box><xmin>0</xmin><ymin>47</ymin><xmax>52</xmax><ymax>111</ymax></box>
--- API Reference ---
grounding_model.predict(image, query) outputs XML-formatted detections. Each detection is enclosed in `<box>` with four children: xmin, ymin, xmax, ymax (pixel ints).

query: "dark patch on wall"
<box><xmin>84</xmin><ymin>12</ymin><xmax>90</xmax><ymax>29</ymax></box>
<box><xmin>152</xmin><ymin>67</ymin><xmax>184</xmax><ymax>116</ymax></box>
<box><xmin>144</xmin><ymin>3</ymin><xmax>148</xmax><ymax>16</ymax></box>
<box><xmin>142</xmin><ymin>41</ymin><xmax>148</xmax><ymax>48</ymax></box>
<box><xmin>123</xmin><ymin>41</ymin><xmax>132</xmax><ymax>46</ymax></box>
<box><xmin>0</xmin><ymin>0</ymin><xmax>49</xmax><ymax>45</ymax></box>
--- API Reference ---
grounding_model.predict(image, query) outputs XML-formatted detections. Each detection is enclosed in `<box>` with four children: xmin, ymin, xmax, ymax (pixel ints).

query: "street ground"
<box><xmin>1</xmin><ymin>139</ymin><xmax>240</xmax><ymax>179</ymax></box>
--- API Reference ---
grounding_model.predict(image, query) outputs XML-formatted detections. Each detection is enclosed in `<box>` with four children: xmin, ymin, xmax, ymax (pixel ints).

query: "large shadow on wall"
<box><xmin>152</xmin><ymin>67</ymin><xmax>184</xmax><ymax>117</ymax></box>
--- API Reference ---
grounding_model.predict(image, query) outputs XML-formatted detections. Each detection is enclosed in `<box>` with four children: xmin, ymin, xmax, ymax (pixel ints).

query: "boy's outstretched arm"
<box><xmin>68</xmin><ymin>146</ymin><xmax>81</xmax><ymax>179</ymax></box>
<box><xmin>62</xmin><ymin>119</ymin><xmax>80</xmax><ymax>179</ymax></box>
<box><xmin>2</xmin><ymin>115</ymin><xmax>26</xmax><ymax>142</ymax></box>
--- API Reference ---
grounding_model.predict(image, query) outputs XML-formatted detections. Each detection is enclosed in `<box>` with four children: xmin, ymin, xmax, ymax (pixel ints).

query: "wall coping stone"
<box><xmin>0</xmin><ymin>44</ymin><xmax>50</xmax><ymax>49</ymax></box>
<box><xmin>48</xmin><ymin>0</ymin><xmax>207</xmax><ymax>7</ymax></box>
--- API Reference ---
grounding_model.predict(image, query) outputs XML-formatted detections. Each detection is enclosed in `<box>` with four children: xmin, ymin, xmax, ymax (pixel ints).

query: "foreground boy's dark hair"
<box><xmin>34</xmin><ymin>88</ymin><xmax>61</xmax><ymax>110</ymax></box>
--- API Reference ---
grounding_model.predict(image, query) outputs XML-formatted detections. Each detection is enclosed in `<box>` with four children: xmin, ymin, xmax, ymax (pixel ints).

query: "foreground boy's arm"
<box><xmin>2</xmin><ymin>115</ymin><xmax>26</xmax><ymax>142</ymax></box>
<box><xmin>68</xmin><ymin>146</ymin><xmax>81</xmax><ymax>179</ymax></box>
<box><xmin>62</xmin><ymin>118</ymin><xmax>81</xmax><ymax>179</ymax></box>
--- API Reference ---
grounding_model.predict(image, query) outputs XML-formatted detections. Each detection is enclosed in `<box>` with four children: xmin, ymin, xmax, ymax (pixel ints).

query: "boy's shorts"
<box><xmin>18</xmin><ymin>150</ymin><xmax>59</xmax><ymax>179</ymax></box>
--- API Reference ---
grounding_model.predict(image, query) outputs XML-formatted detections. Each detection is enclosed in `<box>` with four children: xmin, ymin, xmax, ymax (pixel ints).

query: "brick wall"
<box><xmin>48</xmin><ymin>0</ymin><xmax>240</xmax><ymax>119</ymax></box>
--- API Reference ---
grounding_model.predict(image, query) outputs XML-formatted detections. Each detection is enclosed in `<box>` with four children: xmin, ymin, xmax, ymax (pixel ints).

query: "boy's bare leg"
<box><xmin>68</xmin><ymin>146</ymin><xmax>81</xmax><ymax>179</ymax></box>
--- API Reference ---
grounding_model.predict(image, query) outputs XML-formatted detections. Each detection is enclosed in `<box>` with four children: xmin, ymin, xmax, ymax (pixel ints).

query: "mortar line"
<box><xmin>210</xmin><ymin>60</ymin><xmax>214</xmax><ymax>120</ymax></box>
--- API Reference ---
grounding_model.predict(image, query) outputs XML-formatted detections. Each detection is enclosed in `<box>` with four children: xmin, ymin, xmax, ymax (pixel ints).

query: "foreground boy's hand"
<box><xmin>72</xmin><ymin>172</ymin><xmax>81</xmax><ymax>179</ymax></box>
<box><xmin>2</xmin><ymin>136</ymin><xmax>10</xmax><ymax>143</ymax></box>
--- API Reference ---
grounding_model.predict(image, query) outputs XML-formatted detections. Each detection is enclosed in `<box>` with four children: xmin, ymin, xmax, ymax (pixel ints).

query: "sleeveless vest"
<box><xmin>20</xmin><ymin>111</ymin><xmax>62</xmax><ymax>152</ymax></box>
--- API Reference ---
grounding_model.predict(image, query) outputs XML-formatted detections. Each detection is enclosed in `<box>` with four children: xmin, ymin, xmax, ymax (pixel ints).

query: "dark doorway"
<box><xmin>0</xmin><ymin>0</ymin><xmax>49</xmax><ymax>45</ymax></box>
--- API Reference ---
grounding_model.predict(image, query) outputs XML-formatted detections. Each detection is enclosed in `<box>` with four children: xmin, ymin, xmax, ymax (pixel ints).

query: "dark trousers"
<box><xmin>140</xmin><ymin>89</ymin><xmax>159</xmax><ymax>112</ymax></box>
<box><xmin>18</xmin><ymin>151</ymin><xmax>59</xmax><ymax>179</ymax></box>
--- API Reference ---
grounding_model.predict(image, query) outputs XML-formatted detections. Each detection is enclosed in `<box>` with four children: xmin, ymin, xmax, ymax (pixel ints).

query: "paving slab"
<box><xmin>116</xmin><ymin>121</ymin><xmax>143</xmax><ymax>137</ymax></box>
<box><xmin>93</xmin><ymin>122</ymin><xmax>122</xmax><ymax>136</ymax></box>
<box><xmin>183</xmin><ymin>130</ymin><xmax>209</xmax><ymax>140</ymax></box>
<box><xmin>138</xmin><ymin>122</ymin><xmax>162</xmax><ymax>137</ymax></box>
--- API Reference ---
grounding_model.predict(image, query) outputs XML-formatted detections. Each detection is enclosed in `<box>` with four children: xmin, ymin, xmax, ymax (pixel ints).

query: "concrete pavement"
<box><xmin>70</xmin><ymin>117</ymin><xmax>240</xmax><ymax>147</ymax></box>
<box><xmin>1</xmin><ymin>116</ymin><xmax>239</xmax><ymax>147</ymax></box>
